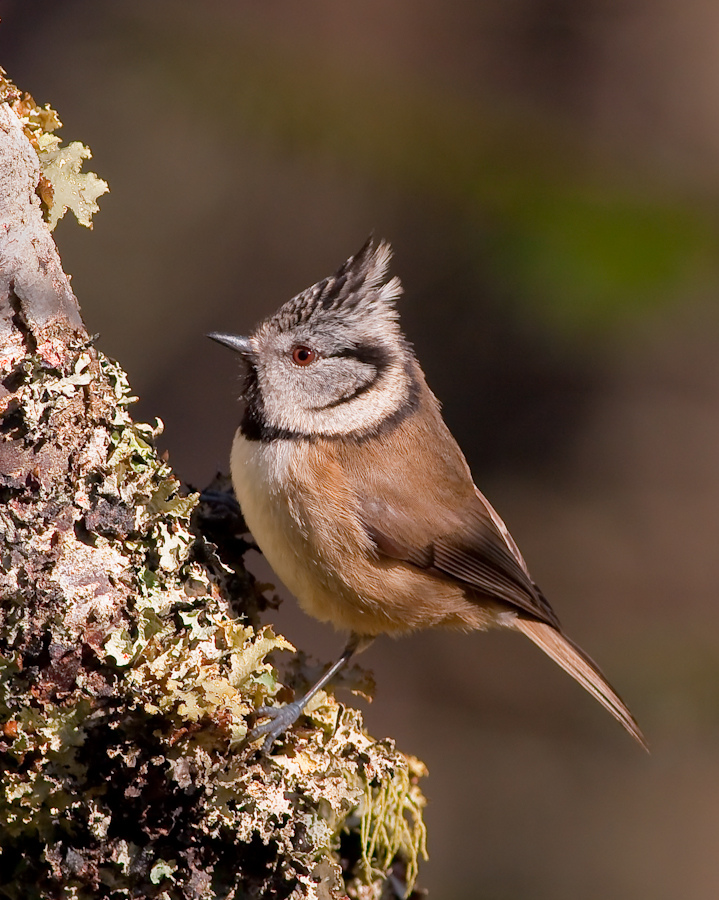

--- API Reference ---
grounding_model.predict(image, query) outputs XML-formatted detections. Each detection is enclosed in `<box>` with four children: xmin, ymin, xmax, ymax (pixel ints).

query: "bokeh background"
<box><xmin>3</xmin><ymin>2</ymin><xmax>719</xmax><ymax>897</ymax></box>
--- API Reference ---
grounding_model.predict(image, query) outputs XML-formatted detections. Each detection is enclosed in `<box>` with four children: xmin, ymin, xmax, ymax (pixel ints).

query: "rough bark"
<box><xmin>0</xmin><ymin>82</ymin><xmax>427</xmax><ymax>899</ymax></box>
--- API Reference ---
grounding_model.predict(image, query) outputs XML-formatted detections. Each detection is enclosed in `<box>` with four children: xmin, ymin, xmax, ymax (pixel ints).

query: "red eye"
<box><xmin>291</xmin><ymin>345</ymin><xmax>316</xmax><ymax>366</ymax></box>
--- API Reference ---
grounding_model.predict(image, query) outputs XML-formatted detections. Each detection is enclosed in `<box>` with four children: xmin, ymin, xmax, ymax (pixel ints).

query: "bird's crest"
<box><xmin>271</xmin><ymin>238</ymin><xmax>403</xmax><ymax>333</ymax></box>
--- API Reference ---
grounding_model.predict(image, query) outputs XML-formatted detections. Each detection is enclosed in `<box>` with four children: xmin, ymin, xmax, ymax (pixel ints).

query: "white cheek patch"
<box><xmin>267</xmin><ymin>361</ymin><xmax>411</xmax><ymax>437</ymax></box>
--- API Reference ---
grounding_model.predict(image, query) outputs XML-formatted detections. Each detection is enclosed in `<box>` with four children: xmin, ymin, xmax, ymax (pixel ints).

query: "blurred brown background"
<box><xmin>3</xmin><ymin>1</ymin><xmax>719</xmax><ymax>896</ymax></box>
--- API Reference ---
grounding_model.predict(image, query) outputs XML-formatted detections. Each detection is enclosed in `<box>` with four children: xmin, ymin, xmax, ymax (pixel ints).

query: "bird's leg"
<box><xmin>246</xmin><ymin>633</ymin><xmax>369</xmax><ymax>753</ymax></box>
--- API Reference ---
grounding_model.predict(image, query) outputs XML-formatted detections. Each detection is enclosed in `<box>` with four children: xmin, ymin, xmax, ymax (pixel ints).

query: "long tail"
<box><xmin>513</xmin><ymin>618</ymin><xmax>647</xmax><ymax>751</ymax></box>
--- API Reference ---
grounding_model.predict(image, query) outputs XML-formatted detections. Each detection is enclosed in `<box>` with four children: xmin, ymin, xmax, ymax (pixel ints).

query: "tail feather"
<box><xmin>514</xmin><ymin>618</ymin><xmax>647</xmax><ymax>751</ymax></box>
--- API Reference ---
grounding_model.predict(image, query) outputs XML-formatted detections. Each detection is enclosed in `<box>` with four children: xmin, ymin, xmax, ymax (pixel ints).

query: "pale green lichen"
<box><xmin>1</xmin><ymin>68</ymin><xmax>108</xmax><ymax>230</ymax></box>
<box><xmin>36</xmin><ymin>137</ymin><xmax>109</xmax><ymax>230</ymax></box>
<box><xmin>149</xmin><ymin>859</ymin><xmax>178</xmax><ymax>885</ymax></box>
<box><xmin>359</xmin><ymin>755</ymin><xmax>428</xmax><ymax>894</ymax></box>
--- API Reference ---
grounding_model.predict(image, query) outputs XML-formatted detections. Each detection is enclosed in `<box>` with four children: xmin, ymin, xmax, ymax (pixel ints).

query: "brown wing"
<box><xmin>359</xmin><ymin>487</ymin><xmax>560</xmax><ymax>629</ymax></box>
<box><xmin>357</xmin><ymin>471</ymin><xmax>649</xmax><ymax>748</ymax></box>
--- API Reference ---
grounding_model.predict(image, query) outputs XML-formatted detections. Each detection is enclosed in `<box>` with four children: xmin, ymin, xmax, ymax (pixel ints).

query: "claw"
<box><xmin>244</xmin><ymin>636</ymin><xmax>366</xmax><ymax>754</ymax></box>
<box><xmin>246</xmin><ymin>700</ymin><xmax>304</xmax><ymax>753</ymax></box>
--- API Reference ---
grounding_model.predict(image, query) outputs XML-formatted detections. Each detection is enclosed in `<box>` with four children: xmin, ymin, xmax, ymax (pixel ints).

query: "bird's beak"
<box><xmin>207</xmin><ymin>332</ymin><xmax>254</xmax><ymax>358</ymax></box>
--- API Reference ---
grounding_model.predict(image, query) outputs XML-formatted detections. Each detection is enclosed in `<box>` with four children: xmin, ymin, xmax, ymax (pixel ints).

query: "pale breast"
<box><xmin>230</xmin><ymin>432</ymin><xmax>313</xmax><ymax>598</ymax></box>
<box><xmin>230</xmin><ymin>432</ymin><xmax>363</xmax><ymax>629</ymax></box>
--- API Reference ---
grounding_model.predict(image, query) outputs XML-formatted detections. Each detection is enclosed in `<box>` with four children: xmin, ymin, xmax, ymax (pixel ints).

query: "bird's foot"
<box><xmin>245</xmin><ymin>700</ymin><xmax>305</xmax><ymax>754</ymax></box>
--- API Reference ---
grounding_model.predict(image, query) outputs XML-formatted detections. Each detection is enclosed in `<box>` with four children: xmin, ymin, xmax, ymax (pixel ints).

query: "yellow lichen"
<box><xmin>1</xmin><ymin>67</ymin><xmax>108</xmax><ymax>230</ymax></box>
<box><xmin>38</xmin><ymin>140</ymin><xmax>109</xmax><ymax>230</ymax></box>
<box><xmin>359</xmin><ymin>755</ymin><xmax>429</xmax><ymax>896</ymax></box>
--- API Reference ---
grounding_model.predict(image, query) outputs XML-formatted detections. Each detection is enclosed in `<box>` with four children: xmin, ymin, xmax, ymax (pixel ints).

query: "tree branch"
<box><xmin>0</xmin><ymin>80</ymin><xmax>427</xmax><ymax>899</ymax></box>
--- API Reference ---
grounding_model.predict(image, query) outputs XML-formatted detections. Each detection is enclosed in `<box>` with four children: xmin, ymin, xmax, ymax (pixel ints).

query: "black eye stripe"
<box><xmin>334</xmin><ymin>343</ymin><xmax>391</xmax><ymax>371</ymax></box>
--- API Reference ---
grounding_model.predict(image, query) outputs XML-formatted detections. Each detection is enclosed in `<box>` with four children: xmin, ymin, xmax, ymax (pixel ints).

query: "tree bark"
<box><xmin>0</xmin><ymin>83</ymin><xmax>426</xmax><ymax>900</ymax></box>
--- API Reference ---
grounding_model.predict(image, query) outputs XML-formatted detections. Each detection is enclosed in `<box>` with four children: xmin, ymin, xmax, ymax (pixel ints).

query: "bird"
<box><xmin>208</xmin><ymin>238</ymin><xmax>645</xmax><ymax>752</ymax></box>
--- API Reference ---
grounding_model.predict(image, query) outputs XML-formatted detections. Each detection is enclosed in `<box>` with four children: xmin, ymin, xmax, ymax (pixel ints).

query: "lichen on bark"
<box><xmin>0</xmin><ymin>75</ymin><xmax>427</xmax><ymax>899</ymax></box>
